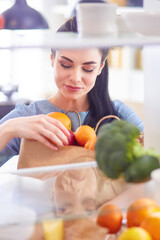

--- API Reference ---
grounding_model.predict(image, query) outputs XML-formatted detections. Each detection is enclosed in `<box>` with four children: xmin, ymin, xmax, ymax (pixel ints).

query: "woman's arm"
<box><xmin>0</xmin><ymin>115</ymin><xmax>70</xmax><ymax>152</ymax></box>
<box><xmin>113</xmin><ymin>100</ymin><xmax>144</xmax><ymax>133</ymax></box>
<box><xmin>0</xmin><ymin>121</ymin><xmax>13</xmax><ymax>151</ymax></box>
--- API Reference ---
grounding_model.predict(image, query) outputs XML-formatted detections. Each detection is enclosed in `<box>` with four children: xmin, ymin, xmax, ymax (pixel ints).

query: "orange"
<box><xmin>97</xmin><ymin>203</ymin><xmax>123</xmax><ymax>234</ymax></box>
<box><xmin>75</xmin><ymin>125</ymin><xmax>96</xmax><ymax>147</ymax></box>
<box><xmin>84</xmin><ymin>135</ymin><xmax>97</xmax><ymax>150</ymax></box>
<box><xmin>126</xmin><ymin>198</ymin><xmax>160</xmax><ymax>227</ymax></box>
<box><xmin>141</xmin><ymin>211</ymin><xmax>160</xmax><ymax>240</ymax></box>
<box><xmin>48</xmin><ymin>112</ymin><xmax>71</xmax><ymax>130</ymax></box>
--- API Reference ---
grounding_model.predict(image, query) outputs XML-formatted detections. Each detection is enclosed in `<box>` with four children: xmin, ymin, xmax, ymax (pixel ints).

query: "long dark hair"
<box><xmin>53</xmin><ymin>16</ymin><xmax>118</xmax><ymax>129</ymax></box>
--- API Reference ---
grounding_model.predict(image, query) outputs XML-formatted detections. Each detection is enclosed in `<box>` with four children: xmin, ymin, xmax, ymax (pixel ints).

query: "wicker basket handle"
<box><xmin>65</xmin><ymin>109</ymin><xmax>81</xmax><ymax>128</ymax></box>
<box><xmin>85</xmin><ymin>115</ymin><xmax>120</xmax><ymax>150</ymax></box>
<box><xmin>137</xmin><ymin>132</ymin><xmax>144</xmax><ymax>146</ymax></box>
<box><xmin>95</xmin><ymin>115</ymin><xmax>144</xmax><ymax>146</ymax></box>
<box><xmin>95</xmin><ymin>115</ymin><xmax>120</xmax><ymax>134</ymax></box>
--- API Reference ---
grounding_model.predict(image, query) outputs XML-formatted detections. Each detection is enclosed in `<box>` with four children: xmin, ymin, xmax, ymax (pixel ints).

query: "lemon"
<box><xmin>118</xmin><ymin>227</ymin><xmax>152</xmax><ymax>240</ymax></box>
<box><xmin>42</xmin><ymin>219</ymin><xmax>64</xmax><ymax>240</ymax></box>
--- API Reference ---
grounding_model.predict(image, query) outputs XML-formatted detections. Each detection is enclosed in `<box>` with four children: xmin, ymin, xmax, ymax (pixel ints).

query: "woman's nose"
<box><xmin>72</xmin><ymin>202</ymin><xmax>85</xmax><ymax>214</ymax></box>
<box><xmin>69</xmin><ymin>68</ymin><xmax>81</xmax><ymax>83</ymax></box>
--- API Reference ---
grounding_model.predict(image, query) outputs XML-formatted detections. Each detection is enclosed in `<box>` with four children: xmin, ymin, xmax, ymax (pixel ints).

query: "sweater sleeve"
<box><xmin>0</xmin><ymin>102</ymin><xmax>37</xmax><ymax>166</ymax></box>
<box><xmin>113</xmin><ymin>100</ymin><xmax>144</xmax><ymax>133</ymax></box>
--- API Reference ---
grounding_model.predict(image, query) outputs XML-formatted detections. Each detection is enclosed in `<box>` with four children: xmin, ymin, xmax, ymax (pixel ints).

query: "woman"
<box><xmin>0</xmin><ymin>16</ymin><xmax>143</xmax><ymax>166</ymax></box>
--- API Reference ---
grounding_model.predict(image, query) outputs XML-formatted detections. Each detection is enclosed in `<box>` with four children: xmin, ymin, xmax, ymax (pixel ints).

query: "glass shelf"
<box><xmin>1</xmin><ymin>29</ymin><xmax>160</xmax><ymax>50</ymax></box>
<box><xmin>0</xmin><ymin>160</ymin><xmax>150</xmax><ymax>239</ymax></box>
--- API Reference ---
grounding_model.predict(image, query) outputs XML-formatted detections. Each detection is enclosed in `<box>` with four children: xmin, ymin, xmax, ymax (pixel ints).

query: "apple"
<box><xmin>0</xmin><ymin>15</ymin><xmax>5</xmax><ymax>29</ymax></box>
<box><xmin>67</xmin><ymin>130</ymin><xmax>77</xmax><ymax>146</ymax></box>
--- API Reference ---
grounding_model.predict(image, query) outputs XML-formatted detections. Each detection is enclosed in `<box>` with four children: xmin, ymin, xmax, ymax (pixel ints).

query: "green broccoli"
<box><xmin>95</xmin><ymin>120</ymin><xmax>140</xmax><ymax>178</ymax></box>
<box><xmin>133</xmin><ymin>141</ymin><xmax>160</xmax><ymax>159</ymax></box>
<box><xmin>95</xmin><ymin>119</ymin><xmax>160</xmax><ymax>182</ymax></box>
<box><xmin>123</xmin><ymin>155</ymin><xmax>160</xmax><ymax>182</ymax></box>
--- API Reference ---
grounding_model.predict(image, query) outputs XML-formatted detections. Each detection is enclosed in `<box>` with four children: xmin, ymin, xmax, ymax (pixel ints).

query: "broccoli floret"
<box><xmin>95</xmin><ymin>120</ymin><xmax>140</xmax><ymax>178</ymax></box>
<box><xmin>133</xmin><ymin>141</ymin><xmax>160</xmax><ymax>159</ymax></box>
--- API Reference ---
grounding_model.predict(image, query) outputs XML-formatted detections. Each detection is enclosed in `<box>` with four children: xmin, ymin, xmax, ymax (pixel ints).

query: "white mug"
<box><xmin>76</xmin><ymin>3</ymin><xmax>117</xmax><ymax>36</ymax></box>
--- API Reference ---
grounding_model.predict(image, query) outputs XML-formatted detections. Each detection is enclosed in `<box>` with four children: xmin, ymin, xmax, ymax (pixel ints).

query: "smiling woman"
<box><xmin>49</xmin><ymin>48</ymin><xmax>104</xmax><ymax>112</ymax></box>
<box><xmin>51</xmin><ymin>165</ymin><xmax>129</xmax><ymax>217</ymax></box>
<box><xmin>0</xmin><ymin>15</ymin><xmax>143</xmax><ymax>167</ymax></box>
<box><xmin>52</xmin><ymin>168</ymin><xmax>98</xmax><ymax>216</ymax></box>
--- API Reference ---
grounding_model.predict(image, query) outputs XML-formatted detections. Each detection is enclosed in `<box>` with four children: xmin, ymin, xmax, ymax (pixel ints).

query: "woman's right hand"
<box><xmin>2</xmin><ymin>115</ymin><xmax>70</xmax><ymax>151</ymax></box>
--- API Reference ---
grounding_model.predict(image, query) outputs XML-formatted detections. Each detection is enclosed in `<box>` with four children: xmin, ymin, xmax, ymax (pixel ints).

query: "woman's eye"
<box><xmin>57</xmin><ymin>206</ymin><xmax>73</xmax><ymax>216</ymax></box>
<box><xmin>83</xmin><ymin>199</ymin><xmax>97</xmax><ymax>212</ymax></box>
<box><xmin>61</xmin><ymin>63</ymin><xmax>71</xmax><ymax>69</ymax></box>
<box><xmin>58</xmin><ymin>207</ymin><xmax>66</xmax><ymax>213</ymax></box>
<box><xmin>83</xmin><ymin>68</ymin><xmax>94</xmax><ymax>73</ymax></box>
<box><xmin>85</xmin><ymin>206</ymin><xmax>97</xmax><ymax>215</ymax></box>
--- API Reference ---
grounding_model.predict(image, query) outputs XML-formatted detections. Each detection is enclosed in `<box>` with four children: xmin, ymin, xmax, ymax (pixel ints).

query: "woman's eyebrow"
<box><xmin>60</xmin><ymin>56</ymin><xmax>97</xmax><ymax>65</ymax></box>
<box><xmin>61</xmin><ymin>56</ymin><xmax>73</xmax><ymax>63</ymax></box>
<box><xmin>81</xmin><ymin>197</ymin><xmax>96</xmax><ymax>205</ymax></box>
<box><xmin>83</xmin><ymin>61</ymin><xmax>97</xmax><ymax>65</ymax></box>
<box><xmin>58</xmin><ymin>202</ymin><xmax>73</xmax><ymax>209</ymax></box>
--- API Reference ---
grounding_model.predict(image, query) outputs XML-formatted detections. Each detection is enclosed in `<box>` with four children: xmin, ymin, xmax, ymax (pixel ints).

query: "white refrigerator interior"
<box><xmin>144</xmin><ymin>46</ymin><xmax>160</xmax><ymax>152</ymax></box>
<box><xmin>144</xmin><ymin>0</ymin><xmax>160</xmax><ymax>11</ymax></box>
<box><xmin>144</xmin><ymin>0</ymin><xmax>160</xmax><ymax>153</ymax></box>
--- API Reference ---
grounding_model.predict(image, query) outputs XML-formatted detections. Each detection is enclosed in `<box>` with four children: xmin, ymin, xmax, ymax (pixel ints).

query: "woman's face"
<box><xmin>51</xmin><ymin>49</ymin><xmax>104</xmax><ymax>101</ymax></box>
<box><xmin>52</xmin><ymin>169</ymin><xmax>97</xmax><ymax>216</ymax></box>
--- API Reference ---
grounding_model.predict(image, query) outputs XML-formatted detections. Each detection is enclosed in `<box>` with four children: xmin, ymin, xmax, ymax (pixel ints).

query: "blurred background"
<box><xmin>0</xmin><ymin>0</ymin><xmax>144</xmax><ymax>120</ymax></box>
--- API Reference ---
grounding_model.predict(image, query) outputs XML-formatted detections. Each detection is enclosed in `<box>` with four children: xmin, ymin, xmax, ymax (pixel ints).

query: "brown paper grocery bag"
<box><xmin>18</xmin><ymin>115</ymin><xmax>121</xmax><ymax>170</ymax></box>
<box><xmin>18</xmin><ymin>138</ymin><xmax>129</xmax><ymax>203</ymax></box>
<box><xmin>64</xmin><ymin>218</ymin><xmax>107</xmax><ymax>240</ymax></box>
<box><xmin>18</xmin><ymin>139</ymin><xmax>95</xmax><ymax>169</ymax></box>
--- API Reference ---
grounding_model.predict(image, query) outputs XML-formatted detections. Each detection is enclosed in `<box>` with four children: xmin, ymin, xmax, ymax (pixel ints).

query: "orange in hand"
<box><xmin>75</xmin><ymin>125</ymin><xmax>96</xmax><ymax>147</ymax></box>
<box><xmin>126</xmin><ymin>198</ymin><xmax>160</xmax><ymax>228</ymax></box>
<box><xmin>48</xmin><ymin>112</ymin><xmax>71</xmax><ymax>130</ymax></box>
<box><xmin>141</xmin><ymin>211</ymin><xmax>160</xmax><ymax>240</ymax></box>
<box><xmin>97</xmin><ymin>203</ymin><xmax>123</xmax><ymax>234</ymax></box>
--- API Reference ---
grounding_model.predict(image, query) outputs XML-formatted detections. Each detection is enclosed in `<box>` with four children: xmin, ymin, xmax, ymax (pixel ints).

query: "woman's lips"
<box><xmin>65</xmin><ymin>84</ymin><xmax>82</xmax><ymax>92</ymax></box>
